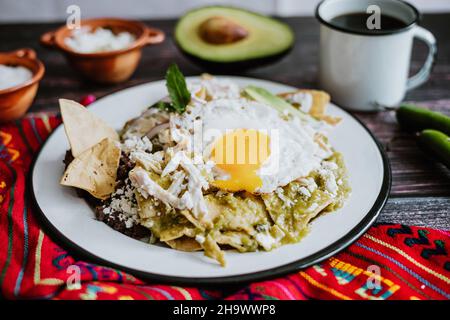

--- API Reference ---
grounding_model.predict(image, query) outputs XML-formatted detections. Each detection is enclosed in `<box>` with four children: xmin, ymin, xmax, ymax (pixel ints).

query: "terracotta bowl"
<box><xmin>0</xmin><ymin>48</ymin><xmax>45</xmax><ymax>122</ymax></box>
<box><xmin>40</xmin><ymin>18</ymin><xmax>165</xmax><ymax>84</ymax></box>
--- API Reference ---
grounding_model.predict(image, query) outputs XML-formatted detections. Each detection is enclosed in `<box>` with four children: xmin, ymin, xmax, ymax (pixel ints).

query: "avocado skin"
<box><xmin>174</xmin><ymin>6</ymin><xmax>295</xmax><ymax>72</ymax></box>
<box><xmin>176</xmin><ymin>43</ymin><xmax>293</xmax><ymax>73</ymax></box>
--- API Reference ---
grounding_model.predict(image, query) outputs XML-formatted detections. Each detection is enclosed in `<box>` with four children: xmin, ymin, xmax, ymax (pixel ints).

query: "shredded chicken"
<box><xmin>131</xmin><ymin>150</ymin><xmax>211</xmax><ymax>221</ymax></box>
<box><xmin>129</xmin><ymin>167</ymin><xmax>185</xmax><ymax>209</ymax></box>
<box><xmin>167</xmin><ymin>171</ymin><xmax>186</xmax><ymax>197</ymax></box>
<box><xmin>157</xmin><ymin>147</ymin><xmax>210</xmax><ymax>215</ymax></box>
<box><xmin>161</xmin><ymin>151</ymin><xmax>183</xmax><ymax>177</ymax></box>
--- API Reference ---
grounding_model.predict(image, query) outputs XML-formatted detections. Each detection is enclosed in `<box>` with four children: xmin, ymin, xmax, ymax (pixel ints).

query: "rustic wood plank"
<box><xmin>377</xmin><ymin>197</ymin><xmax>449</xmax><ymax>229</ymax></box>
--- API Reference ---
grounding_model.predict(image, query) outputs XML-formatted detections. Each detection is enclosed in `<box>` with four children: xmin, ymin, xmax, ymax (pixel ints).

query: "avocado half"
<box><xmin>174</xmin><ymin>6</ymin><xmax>295</xmax><ymax>72</ymax></box>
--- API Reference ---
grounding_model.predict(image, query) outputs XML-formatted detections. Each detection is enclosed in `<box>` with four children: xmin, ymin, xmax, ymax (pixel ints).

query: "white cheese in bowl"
<box><xmin>64</xmin><ymin>27</ymin><xmax>136</xmax><ymax>53</ymax></box>
<box><xmin>0</xmin><ymin>64</ymin><xmax>33</xmax><ymax>90</ymax></box>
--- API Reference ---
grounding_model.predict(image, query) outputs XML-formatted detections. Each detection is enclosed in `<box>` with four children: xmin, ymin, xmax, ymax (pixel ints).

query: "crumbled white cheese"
<box><xmin>0</xmin><ymin>64</ymin><xmax>33</xmax><ymax>90</ymax></box>
<box><xmin>122</xmin><ymin>215</ymin><xmax>135</xmax><ymax>229</ymax></box>
<box><xmin>102</xmin><ymin>179</ymin><xmax>139</xmax><ymax>228</ymax></box>
<box><xmin>64</xmin><ymin>27</ymin><xmax>136</xmax><ymax>53</ymax></box>
<box><xmin>122</xmin><ymin>108</ymin><xmax>170</xmax><ymax>140</ymax></box>
<box><xmin>122</xmin><ymin>136</ymin><xmax>152</xmax><ymax>154</ymax></box>
<box><xmin>195</xmin><ymin>234</ymin><xmax>205</xmax><ymax>244</ymax></box>
<box><xmin>322</xmin><ymin>161</ymin><xmax>339</xmax><ymax>171</ymax></box>
<box><xmin>298</xmin><ymin>177</ymin><xmax>318</xmax><ymax>193</ymax></box>
<box><xmin>275</xmin><ymin>187</ymin><xmax>294</xmax><ymax>207</ymax></box>
<box><xmin>255</xmin><ymin>232</ymin><xmax>280</xmax><ymax>251</ymax></box>
<box><xmin>318</xmin><ymin>165</ymin><xmax>338</xmax><ymax>195</ymax></box>
<box><xmin>298</xmin><ymin>186</ymin><xmax>311</xmax><ymax>198</ymax></box>
<box><xmin>325</xmin><ymin>176</ymin><xmax>338</xmax><ymax>195</ymax></box>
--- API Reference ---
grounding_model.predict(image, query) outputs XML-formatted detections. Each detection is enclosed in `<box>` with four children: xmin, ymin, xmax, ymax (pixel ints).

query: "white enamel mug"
<box><xmin>316</xmin><ymin>0</ymin><xmax>437</xmax><ymax>111</ymax></box>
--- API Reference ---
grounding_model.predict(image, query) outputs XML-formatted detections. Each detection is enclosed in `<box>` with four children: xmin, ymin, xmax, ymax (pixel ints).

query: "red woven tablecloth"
<box><xmin>0</xmin><ymin>110</ymin><xmax>449</xmax><ymax>300</ymax></box>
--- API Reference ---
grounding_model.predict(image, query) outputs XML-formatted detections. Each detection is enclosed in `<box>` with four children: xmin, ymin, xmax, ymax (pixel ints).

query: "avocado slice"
<box><xmin>175</xmin><ymin>6</ymin><xmax>294</xmax><ymax>71</ymax></box>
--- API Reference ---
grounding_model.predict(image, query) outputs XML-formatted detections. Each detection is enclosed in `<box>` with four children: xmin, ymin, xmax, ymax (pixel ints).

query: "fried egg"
<box><xmin>211</xmin><ymin>128</ymin><xmax>271</xmax><ymax>192</ymax></box>
<box><xmin>170</xmin><ymin>93</ymin><xmax>332</xmax><ymax>194</ymax></box>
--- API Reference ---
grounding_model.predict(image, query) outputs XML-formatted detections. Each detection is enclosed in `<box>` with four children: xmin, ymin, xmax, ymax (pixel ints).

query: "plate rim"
<box><xmin>29</xmin><ymin>77</ymin><xmax>392</xmax><ymax>286</ymax></box>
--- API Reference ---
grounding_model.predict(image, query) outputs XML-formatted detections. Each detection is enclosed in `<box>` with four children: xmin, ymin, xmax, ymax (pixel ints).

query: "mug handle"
<box><xmin>406</xmin><ymin>26</ymin><xmax>437</xmax><ymax>91</ymax></box>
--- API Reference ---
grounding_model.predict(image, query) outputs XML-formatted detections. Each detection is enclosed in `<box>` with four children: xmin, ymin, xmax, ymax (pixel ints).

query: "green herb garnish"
<box><xmin>165</xmin><ymin>63</ymin><xmax>191</xmax><ymax>114</ymax></box>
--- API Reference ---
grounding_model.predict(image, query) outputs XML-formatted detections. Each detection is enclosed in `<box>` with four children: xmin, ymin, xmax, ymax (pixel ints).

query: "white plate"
<box><xmin>31</xmin><ymin>77</ymin><xmax>390</xmax><ymax>285</ymax></box>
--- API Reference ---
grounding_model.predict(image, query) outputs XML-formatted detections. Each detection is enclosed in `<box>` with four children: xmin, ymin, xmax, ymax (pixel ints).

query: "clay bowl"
<box><xmin>40</xmin><ymin>18</ymin><xmax>165</xmax><ymax>84</ymax></box>
<box><xmin>0</xmin><ymin>48</ymin><xmax>45</xmax><ymax>122</ymax></box>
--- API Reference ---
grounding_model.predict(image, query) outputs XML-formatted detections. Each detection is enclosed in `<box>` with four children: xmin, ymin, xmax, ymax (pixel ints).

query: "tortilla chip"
<box><xmin>179</xmin><ymin>209</ymin><xmax>205</xmax><ymax>231</ymax></box>
<box><xmin>165</xmin><ymin>236</ymin><xmax>202</xmax><ymax>252</ymax></box>
<box><xmin>302</xmin><ymin>89</ymin><xmax>329</xmax><ymax>118</ymax></box>
<box><xmin>159</xmin><ymin>225</ymin><xmax>196</xmax><ymax>242</ymax></box>
<box><xmin>278</xmin><ymin>90</ymin><xmax>341</xmax><ymax>125</ymax></box>
<box><xmin>60</xmin><ymin>99</ymin><xmax>119</xmax><ymax>157</ymax></box>
<box><xmin>60</xmin><ymin>138</ymin><xmax>120</xmax><ymax>199</ymax></box>
<box><xmin>321</xmin><ymin>114</ymin><xmax>342</xmax><ymax>125</ymax></box>
<box><xmin>202</xmin><ymin>234</ymin><xmax>226</xmax><ymax>267</ymax></box>
<box><xmin>215</xmin><ymin>231</ymin><xmax>258</xmax><ymax>252</ymax></box>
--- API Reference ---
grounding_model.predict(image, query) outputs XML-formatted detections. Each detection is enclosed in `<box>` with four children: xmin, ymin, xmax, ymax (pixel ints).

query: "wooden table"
<box><xmin>1</xmin><ymin>14</ymin><xmax>448</xmax><ymax>228</ymax></box>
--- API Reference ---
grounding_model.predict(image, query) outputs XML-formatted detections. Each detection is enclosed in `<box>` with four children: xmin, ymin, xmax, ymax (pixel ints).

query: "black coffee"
<box><xmin>330</xmin><ymin>12</ymin><xmax>407</xmax><ymax>33</ymax></box>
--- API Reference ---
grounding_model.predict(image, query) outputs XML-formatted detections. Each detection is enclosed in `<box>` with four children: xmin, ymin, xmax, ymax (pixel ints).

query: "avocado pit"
<box><xmin>199</xmin><ymin>16</ymin><xmax>249</xmax><ymax>45</ymax></box>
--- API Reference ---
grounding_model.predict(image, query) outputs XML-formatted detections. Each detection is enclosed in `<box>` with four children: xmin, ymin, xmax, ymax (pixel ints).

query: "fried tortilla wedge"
<box><xmin>278</xmin><ymin>90</ymin><xmax>341</xmax><ymax>125</ymax></box>
<box><xmin>60</xmin><ymin>137</ymin><xmax>120</xmax><ymax>199</ymax></box>
<box><xmin>202</xmin><ymin>234</ymin><xmax>226</xmax><ymax>267</ymax></box>
<box><xmin>165</xmin><ymin>236</ymin><xmax>202</xmax><ymax>252</ymax></box>
<box><xmin>60</xmin><ymin>99</ymin><xmax>119</xmax><ymax>157</ymax></box>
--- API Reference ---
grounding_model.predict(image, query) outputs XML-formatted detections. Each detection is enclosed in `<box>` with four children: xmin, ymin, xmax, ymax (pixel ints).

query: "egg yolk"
<box><xmin>211</xmin><ymin>129</ymin><xmax>270</xmax><ymax>193</ymax></box>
